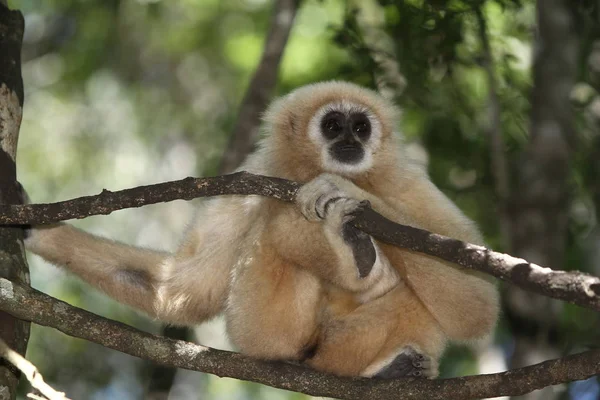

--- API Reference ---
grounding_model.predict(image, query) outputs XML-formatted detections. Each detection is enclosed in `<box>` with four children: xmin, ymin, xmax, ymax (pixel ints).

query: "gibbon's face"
<box><xmin>307</xmin><ymin>101</ymin><xmax>383</xmax><ymax>175</ymax></box>
<box><xmin>263</xmin><ymin>82</ymin><xmax>399</xmax><ymax>180</ymax></box>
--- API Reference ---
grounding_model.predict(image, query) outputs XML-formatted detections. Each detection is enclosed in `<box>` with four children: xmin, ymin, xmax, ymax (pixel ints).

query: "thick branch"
<box><xmin>0</xmin><ymin>278</ymin><xmax>598</xmax><ymax>400</ymax></box>
<box><xmin>0</xmin><ymin>171</ymin><xmax>599</xmax><ymax>311</ymax></box>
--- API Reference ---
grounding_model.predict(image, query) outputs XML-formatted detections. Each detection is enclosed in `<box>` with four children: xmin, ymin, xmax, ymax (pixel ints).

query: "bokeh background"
<box><xmin>7</xmin><ymin>0</ymin><xmax>600</xmax><ymax>399</ymax></box>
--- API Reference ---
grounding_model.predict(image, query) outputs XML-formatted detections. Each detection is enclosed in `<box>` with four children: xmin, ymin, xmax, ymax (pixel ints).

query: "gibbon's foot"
<box><xmin>373</xmin><ymin>347</ymin><xmax>434</xmax><ymax>379</ymax></box>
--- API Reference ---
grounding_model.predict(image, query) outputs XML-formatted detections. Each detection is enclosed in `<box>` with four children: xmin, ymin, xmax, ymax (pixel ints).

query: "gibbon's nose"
<box><xmin>342</xmin><ymin>128</ymin><xmax>359</xmax><ymax>144</ymax></box>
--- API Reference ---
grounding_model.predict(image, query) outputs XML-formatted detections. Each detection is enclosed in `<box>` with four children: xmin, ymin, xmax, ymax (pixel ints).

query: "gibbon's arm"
<box><xmin>266</xmin><ymin>174</ymin><xmax>401</xmax><ymax>301</ymax></box>
<box><xmin>385</xmin><ymin>167</ymin><xmax>500</xmax><ymax>341</ymax></box>
<box><xmin>25</xmin><ymin>196</ymin><xmax>262</xmax><ymax>325</ymax></box>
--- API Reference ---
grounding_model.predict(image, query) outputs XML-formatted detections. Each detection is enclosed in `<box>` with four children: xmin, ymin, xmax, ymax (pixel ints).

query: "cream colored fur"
<box><xmin>25</xmin><ymin>81</ymin><xmax>499</xmax><ymax>378</ymax></box>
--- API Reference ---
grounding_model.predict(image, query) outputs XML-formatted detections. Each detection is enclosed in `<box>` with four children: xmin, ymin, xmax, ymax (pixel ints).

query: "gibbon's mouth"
<box><xmin>330</xmin><ymin>143</ymin><xmax>365</xmax><ymax>164</ymax></box>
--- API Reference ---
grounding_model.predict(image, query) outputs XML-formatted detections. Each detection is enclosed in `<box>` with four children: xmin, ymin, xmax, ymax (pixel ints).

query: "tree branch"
<box><xmin>0</xmin><ymin>277</ymin><xmax>597</xmax><ymax>400</ymax></box>
<box><xmin>0</xmin><ymin>337</ymin><xmax>71</xmax><ymax>400</ymax></box>
<box><xmin>218</xmin><ymin>0</ymin><xmax>300</xmax><ymax>173</ymax></box>
<box><xmin>0</xmin><ymin>171</ymin><xmax>599</xmax><ymax>311</ymax></box>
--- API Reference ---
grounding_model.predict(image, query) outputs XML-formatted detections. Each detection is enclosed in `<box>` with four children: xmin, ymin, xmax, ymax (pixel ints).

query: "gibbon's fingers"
<box><xmin>295</xmin><ymin>176</ymin><xmax>346</xmax><ymax>221</ymax></box>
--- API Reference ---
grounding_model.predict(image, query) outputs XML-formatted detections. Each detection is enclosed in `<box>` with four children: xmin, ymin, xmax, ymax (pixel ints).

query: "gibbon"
<box><xmin>24</xmin><ymin>81</ymin><xmax>499</xmax><ymax>378</ymax></box>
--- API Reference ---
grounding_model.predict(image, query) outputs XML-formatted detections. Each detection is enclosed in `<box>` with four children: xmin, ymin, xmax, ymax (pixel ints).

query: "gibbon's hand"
<box><xmin>296</xmin><ymin>174</ymin><xmax>377</xmax><ymax>278</ymax></box>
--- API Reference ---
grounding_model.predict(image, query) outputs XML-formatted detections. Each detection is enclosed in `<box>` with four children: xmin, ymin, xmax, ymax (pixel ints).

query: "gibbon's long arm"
<box><xmin>25</xmin><ymin>196</ymin><xmax>260</xmax><ymax>325</ymax></box>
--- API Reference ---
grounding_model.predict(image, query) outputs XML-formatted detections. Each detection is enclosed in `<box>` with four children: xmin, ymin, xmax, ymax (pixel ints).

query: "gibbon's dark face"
<box><xmin>320</xmin><ymin>111</ymin><xmax>372</xmax><ymax>165</ymax></box>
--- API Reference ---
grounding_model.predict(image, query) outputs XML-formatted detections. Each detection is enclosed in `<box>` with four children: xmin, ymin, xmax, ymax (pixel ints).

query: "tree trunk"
<box><xmin>0</xmin><ymin>4</ymin><xmax>29</xmax><ymax>400</ymax></box>
<box><xmin>506</xmin><ymin>1</ymin><xmax>578</xmax><ymax>399</ymax></box>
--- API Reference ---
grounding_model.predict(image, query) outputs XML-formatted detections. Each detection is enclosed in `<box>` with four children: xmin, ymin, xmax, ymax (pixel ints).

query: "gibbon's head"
<box><xmin>262</xmin><ymin>81</ymin><xmax>401</xmax><ymax>181</ymax></box>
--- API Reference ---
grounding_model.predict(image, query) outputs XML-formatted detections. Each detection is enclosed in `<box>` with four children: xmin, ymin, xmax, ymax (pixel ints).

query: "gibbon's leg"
<box><xmin>25</xmin><ymin>196</ymin><xmax>260</xmax><ymax>325</ymax></box>
<box><xmin>225</xmin><ymin>234</ymin><xmax>323</xmax><ymax>361</ymax></box>
<box><xmin>306</xmin><ymin>284</ymin><xmax>445</xmax><ymax>378</ymax></box>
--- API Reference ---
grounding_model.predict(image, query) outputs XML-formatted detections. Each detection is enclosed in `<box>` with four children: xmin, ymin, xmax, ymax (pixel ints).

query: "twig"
<box><xmin>0</xmin><ymin>171</ymin><xmax>599</xmax><ymax>311</ymax></box>
<box><xmin>0</xmin><ymin>337</ymin><xmax>71</xmax><ymax>400</ymax></box>
<box><xmin>0</xmin><ymin>277</ymin><xmax>598</xmax><ymax>400</ymax></box>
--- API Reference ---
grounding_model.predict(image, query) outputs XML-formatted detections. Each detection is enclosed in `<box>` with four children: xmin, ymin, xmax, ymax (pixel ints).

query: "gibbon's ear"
<box><xmin>263</xmin><ymin>93</ymin><xmax>300</xmax><ymax>138</ymax></box>
<box><xmin>288</xmin><ymin>112</ymin><xmax>298</xmax><ymax>136</ymax></box>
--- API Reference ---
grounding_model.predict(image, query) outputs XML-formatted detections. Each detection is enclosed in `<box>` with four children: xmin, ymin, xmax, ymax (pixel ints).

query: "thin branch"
<box><xmin>218</xmin><ymin>0</ymin><xmax>300</xmax><ymax>173</ymax></box>
<box><xmin>1</xmin><ymin>172</ymin><xmax>300</xmax><ymax>225</ymax></box>
<box><xmin>0</xmin><ymin>277</ymin><xmax>598</xmax><ymax>400</ymax></box>
<box><xmin>0</xmin><ymin>337</ymin><xmax>71</xmax><ymax>400</ymax></box>
<box><xmin>1</xmin><ymin>171</ymin><xmax>599</xmax><ymax>311</ymax></box>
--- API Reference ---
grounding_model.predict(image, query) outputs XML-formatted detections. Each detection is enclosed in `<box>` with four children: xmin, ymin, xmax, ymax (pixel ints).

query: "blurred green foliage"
<box><xmin>6</xmin><ymin>0</ymin><xmax>600</xmax><ymax>398</ymax></box>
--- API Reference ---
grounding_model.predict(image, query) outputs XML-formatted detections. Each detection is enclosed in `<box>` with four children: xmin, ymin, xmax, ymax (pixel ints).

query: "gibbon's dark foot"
<box><xmin>373</xmin><ymin>347</ymin><xmax>433</xmax><ymax>379</ymax></box>
<box><xmin>341</xmin><ymin>200</ymin><xmax>376</xmax><ymax>278</ymax></box>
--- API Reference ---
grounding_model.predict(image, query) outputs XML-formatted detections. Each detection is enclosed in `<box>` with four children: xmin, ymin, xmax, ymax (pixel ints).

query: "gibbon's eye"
<box><xmin>321</xmin><ymin>111</ymin><xmax>345</xmax><ymax>140</ymax></box>
<box><xmin>350</xmin><ymin>114</ymin><xmax>371</xmax><ymax>140</ymax></box>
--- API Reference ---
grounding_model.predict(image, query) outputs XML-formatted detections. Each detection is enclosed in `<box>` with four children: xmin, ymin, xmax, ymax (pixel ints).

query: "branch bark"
<box><xmin>0</xmin><ymin>277</ymin><xmax>598</xmax><ymax>400</ymax></box>
<box><xmin>1</xmin><ymin>171</ymin><xmax>599</xmax><ymax>311</ymax></box>
<box><xmin>218</xmin><ymin>0</ymin><xmax>300</xmax><ymax>173</ymax></box>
